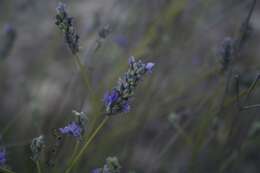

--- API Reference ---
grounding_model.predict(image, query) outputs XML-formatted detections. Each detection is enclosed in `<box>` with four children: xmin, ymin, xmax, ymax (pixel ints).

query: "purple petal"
<box><xmin>103</xmin><ymin>89</ymin><xmax>119</xmax><ymax>107</ymax></box>
<box><xmin>145</xmin><ymin>62</ymin><xmax>155</xmax><ymax>73</ymax></box>
<box><xmin>59</xmin><ymin>122</ymin><xmax>82</xmax><ymax>138</ymax></box>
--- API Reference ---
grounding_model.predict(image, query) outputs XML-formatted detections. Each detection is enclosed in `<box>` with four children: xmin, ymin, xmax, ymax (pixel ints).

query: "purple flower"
<box><xmin>103</xmin><ymin>89</ymin><xmax>119</xmax><ymax>108</ymax></box>
<box><xmin>0</xmin><ymin>149</ymin><xmax>6</xmax><ymax>166</ymax></box>
<box><xmin>104</xmin><ymin>57</ymin><xmax>155</xmax><ymax>115</ymax></box>
<box><xmin>145</xmin><ymin>62</ymin><xmax>155</xmax><ymax>73</ymax></box>
<box><xmin>59</xmin><ymin>122</ymin><xmax>82</xmax><ymax>138</ymax></box>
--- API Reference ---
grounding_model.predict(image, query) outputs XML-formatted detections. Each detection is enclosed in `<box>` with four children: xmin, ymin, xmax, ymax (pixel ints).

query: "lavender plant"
<box><xmin>1</xmin><ymin>0</ymin><xmax>260</xmax><ymax>172</ymax></box>
<box><xmin>65</xmin><ymin>57</ymin><xmax>155</xmax><ymax>173</ymax></box>
<box><xmin>55</xmin><ymin>1</ymin><xmax>93</xmax><ymax>97</ymax></box>
<box><xmin>54</xmin><ymin>2</ymin><xmax>155</xmax><ymax>173</ymax></box>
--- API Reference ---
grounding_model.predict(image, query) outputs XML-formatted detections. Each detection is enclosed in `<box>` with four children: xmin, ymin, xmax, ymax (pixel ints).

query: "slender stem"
<box><xmin>65</xmin><ymin>116</ymin><xmax>109</xmax><ymax>173</ymax></box>
<box><xmin>234</xmin><ymin>75</ymin><xmax>242</xmax><ymax>110</ymax></box>
<box><xmin>245</xmin><ymin>74</ymin><xmax>260</xmax><ymax>101</ymax></box>
<box><xmin>68</xmin><ymin>141</ymin><xmax>80</xmax><ymax>166</ymax></box>
<box><xmin>0</xmin><ymin>167</ymin><xmax>16</xmax><ymax>173</ymax></box>
<box><xmin>36</xmin><ymin>161</ymin><xmax>42</xmax><ymax>173</ymax></box>
<box><xmin>237</xmin><ymin>0</ymin><xmax>256</xmax><ymax>50</ymax></box>
<box><xmin>73</xmin><ymin>54</ymin><xmax>93</xmax><ymax>94</ymax></box>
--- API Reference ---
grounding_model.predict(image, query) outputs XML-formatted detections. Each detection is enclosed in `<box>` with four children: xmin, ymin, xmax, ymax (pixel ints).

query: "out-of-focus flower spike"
<box><xmin>55</xmin><ymin>2</ymin><xmax>80</xmax><ymax>54</ymax></box>
<box><xmin>30</xmin><ymin>135</ymin><xmax>45</xmax><ymax>162</ymax></box>
<box><xmin>0</xmin><ymin>148</ymin><xmax>6</xmax><ymax>166</ymax></box>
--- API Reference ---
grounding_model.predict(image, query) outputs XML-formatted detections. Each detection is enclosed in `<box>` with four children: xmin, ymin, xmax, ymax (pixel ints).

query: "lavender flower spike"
<box><xmin>0</xmin><ymin>149</ymin><xmax>6</xmax><ymax>166</ymax></box>
<box><xmin>30</xmin><ymin>135</ymin><xmax>45</xmax><ymax>162</ymax></box>
<box><xmin>59</xmin><ymin>122</ymin><xmax>82</xmax><ymax>138</ymax></box>
<box><xmin>55</xmin><ymin>2</ymin><xmax>80</xmax><ymax>54</ymax></box>
<box><xmin>103</xmin><ymin>56</ymin><xmax>155</xmax><ymax>115</ymax></box>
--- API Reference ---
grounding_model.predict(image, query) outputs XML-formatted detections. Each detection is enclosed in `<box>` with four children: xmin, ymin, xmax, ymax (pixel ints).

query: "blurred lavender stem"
<box><xmin>36</xmin><ymin>161</ymin><xmax>41</xmax><ymax>173</ymax></box>
<box><xmin>73</xmin><ymin>54</ymin><xmax>93</xmax><ymax>96</ymax></box>
<box><xmin>65</xmin><ymin>116</ymin><xmax>109</xmax><ymax>173</ymax></box>
<box><xmin>68</xmin><ymin>141</ymin><xmax>80</xmax><ymax>165</ymax></box>
<box><xmin>0</xmin><ymin>167</ymin><xmax>15</xmax><ymax>173</ymax></box>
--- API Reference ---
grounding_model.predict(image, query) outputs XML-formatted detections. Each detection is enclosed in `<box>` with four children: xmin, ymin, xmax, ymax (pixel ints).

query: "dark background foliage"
<box><xmin>0</xmin><ymin>0</ymin><xmax>260</xmax><ymax>172</ymax></box>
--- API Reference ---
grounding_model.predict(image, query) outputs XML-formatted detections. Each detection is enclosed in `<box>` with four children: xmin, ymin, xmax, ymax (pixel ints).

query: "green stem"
<box><xmin>65</xmin><ymin>116</ymin><xmax>109</xmax><ymax>173</ymax></box>
<box><xmin>36</xmin><ymin>161</ymin><xmax>42</xmax><ymax>173</ymax></box>
<box><xmin>68</xmin><ymin>141</ymin><xmax>80</xmax><ymax>165</ymax></box>
<box><xmin>0</xmin><ymin>167</ymin><xmax>16</xmax><ymax>173</ymax></box>
<box><xmin>73</xmin><ymin>54</ymin><xmax>93</xmax><ymax>94</ymax></box>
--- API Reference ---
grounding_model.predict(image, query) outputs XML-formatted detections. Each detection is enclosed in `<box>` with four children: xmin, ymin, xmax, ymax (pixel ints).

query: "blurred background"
<box><xmin>0</xmin><ymin>0</ymin><xmax>260</xmax><ymax>172</ymax></box>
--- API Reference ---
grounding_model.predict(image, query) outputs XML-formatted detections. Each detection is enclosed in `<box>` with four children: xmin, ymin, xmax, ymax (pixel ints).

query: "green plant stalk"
<box><xmin>36</xmin><ymin>161</ymin><xmax>42</xmax><ymax>173</ymax></box>
<box><xmin>73</xmin><ymin>54</ymin><xmax>93</xmax><ymax>95</ymax></box>
<box><xmin>65</xmin><ymin>116</ymin><xmax>109</xmax><ymax>173</ymax></box>
<box><xmin>68</xmin><ymin>141</ymin><xmax>80</xmax><ymax>166</ymax></box>
<box><xmin>0</xmin><ymin>167</ymin><xmax>16</xmax><ymax>173</ymax></box>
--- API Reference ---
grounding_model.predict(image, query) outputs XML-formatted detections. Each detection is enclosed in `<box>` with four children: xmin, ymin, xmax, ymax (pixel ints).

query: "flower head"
<box><xmin>30</xmin><ymin>135</ymin><xmax>45</xmax><ymax>162</ymax></box>
<box><xmin>0</xmin><ymin>149</ymin><xmax>6</xmax><ymax>166</ymax></box>
<box><xmin>104</xmin><ymin>56</ymin><xmax>155</xmax><ymax>115</ymax></box>
<box><xmin>72</xmin><ymin>110</ymin><xmax>88</xmax><ymax>131</ymax></box>
<box><xmin>55</xmin><ymin>2</ymin><xmax>80</xmax><ymax>54</ymax></box>
<box><xmin>59</xmin><ymin>122</ymin><xmax>82</xmax><ymax>138</ymax></box>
